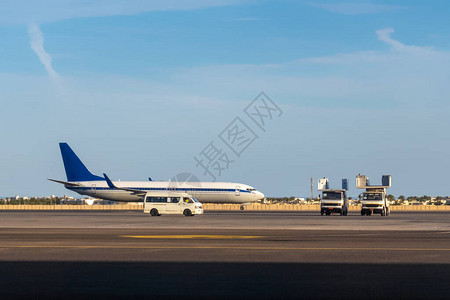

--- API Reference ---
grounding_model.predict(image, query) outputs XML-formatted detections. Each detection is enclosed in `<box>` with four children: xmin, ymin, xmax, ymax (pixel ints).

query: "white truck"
<box><xmin>356</xmin><ymin>175</ymin><xmax>391</xmax><ymax>216</ymax></box>
<box><xmin>318</xmin><ymin>178</ymin><xmax>349</xmax><ymax>216</ymax></box>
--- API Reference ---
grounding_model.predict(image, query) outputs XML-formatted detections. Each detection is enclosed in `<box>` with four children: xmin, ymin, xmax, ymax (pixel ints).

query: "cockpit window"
<box><xmin>246</xmin><ymin>188</ymin><xmax>256</xmax><ymax>191</ymax></box>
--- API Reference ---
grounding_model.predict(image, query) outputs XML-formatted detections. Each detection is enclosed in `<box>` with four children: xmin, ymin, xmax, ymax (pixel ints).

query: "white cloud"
<box><xmin>300</xmin><ymin>27</ymin><xmax>440</xmax><ymax>65</ymax></box>
<box><xmin>28</xmin><ymin>23</ymin><xmax>63</xmax><ymax>90</ymax></box>
<box><xmin>0</xmin><ymin>0</ymin><xmax>248</xmax><ymax>24</ymax></box>
<box><xmin>311</xmin><ymin>2</ymin><xmax>403</xmax><ymax>15</ymax></box>
<box><xmin>376</xmin><ymin>27</ymin><xmax>434</xmax><ymax>54</ymax></box>
<box><xmin>163</xmin><ymin>28</ymin><xmax>450</xmax><ymax>109</ymax></box>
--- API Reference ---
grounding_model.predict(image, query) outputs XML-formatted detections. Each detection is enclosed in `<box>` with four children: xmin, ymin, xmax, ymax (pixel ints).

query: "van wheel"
<box><xmin>150</xmin><ymin>209</ymin><xmax>158</xmax><ymax>216</ymax></box>
<box><xmin>183</xmin><ymin>209</ymin><xmax>192</xmax><ymax>217</ymax></box>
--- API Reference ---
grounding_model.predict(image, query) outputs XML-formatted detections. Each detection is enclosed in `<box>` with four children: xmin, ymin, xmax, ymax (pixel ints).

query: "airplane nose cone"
<box><xmin>254</xmin><ymin>191</ymin><xmax>265</xmax><ymax>200</ymax></box>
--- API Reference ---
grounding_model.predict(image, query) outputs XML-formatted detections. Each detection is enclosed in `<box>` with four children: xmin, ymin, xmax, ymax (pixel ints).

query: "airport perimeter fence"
<box><xmin>0</xmin><ymin>204</ymin><xmax>449</xmax><ymax>211</ymax></box>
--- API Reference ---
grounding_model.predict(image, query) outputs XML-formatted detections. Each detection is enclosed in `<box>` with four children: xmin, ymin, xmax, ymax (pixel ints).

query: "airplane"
<box><xmin>49</xmin><ymin>143</ymin><xmax>265</xmax><ymax>209</ymax></box>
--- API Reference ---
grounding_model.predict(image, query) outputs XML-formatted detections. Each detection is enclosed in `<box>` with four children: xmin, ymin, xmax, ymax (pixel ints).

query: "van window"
<box><xmin>146</xmin><ymin>197</ymin><xmax>168</xmax><ymax>203</ymax></box>
<box><xmin>169</xmin><ymin>197</ymin><xmax>180</xmax><ymax>203</ymax></box>
<box><xmin>183</xmin><ymin>197</ymin><xmax>193</xmax><ymax>203</ymax></box>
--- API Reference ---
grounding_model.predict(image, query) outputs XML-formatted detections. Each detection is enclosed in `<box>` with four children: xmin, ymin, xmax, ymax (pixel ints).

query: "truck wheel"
<box><xmin>320</xmin><ymin>210</ymin><xmax>324</xmax><ymax>216</ymax></box>
<box><xmin>367</xmin><ymin>210</ymin><xmax>372</xmax><ymax>216</ymax></box>
<box><xmin>381</xmin><ymin>207</ymin><xmax>386</xmax><ymax>216</ymax></box>
<box><xmin>150</xmin><ymin>209</ymin><xmax>158</xmax><ymax>216</ymax></box>
<box><xmin>183</xmin><ymin>209</ymin><xmax>192</xmax><ymax>217</ymax></box>
<box><xmin>326</xmin><ymin>211</ymin><xmax>331</xmax><ymax>216</ymax></box>
<box><xmin>361</xmin><ymin>210</ymin><xmax>364</xmax><ymax>216</ymax></box>
<box><xmin>387</xmin><ymin>207</ymin><xmax>390</xmax><ymax>216</ymax></box>
<box><xmin>339</xmin><ymin>210</ymin><xmax>343</xmax><ymax>216</ymax></box>
<box><xmin>343</xmin><ymin>210</ymin><xmax>348</xmax><ymax>216</ymax></box>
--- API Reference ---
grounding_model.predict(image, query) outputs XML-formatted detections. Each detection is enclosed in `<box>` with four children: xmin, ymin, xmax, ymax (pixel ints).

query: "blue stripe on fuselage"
<box><xmin>68</xmin><ymin>187</ymin><xmax>250</xmax><ymax>193</ymax></box>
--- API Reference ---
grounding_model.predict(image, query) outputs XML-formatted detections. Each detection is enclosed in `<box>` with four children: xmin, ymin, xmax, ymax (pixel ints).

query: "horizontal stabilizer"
<box><xmin>48</xmin><ymin>179</ymin><xmax>81</xmax><ymax>187</ymax></box>
<box><xmin>103</xmin><ymin>173</ymin><xmax>147</xmax><ymax>196</ymax></box>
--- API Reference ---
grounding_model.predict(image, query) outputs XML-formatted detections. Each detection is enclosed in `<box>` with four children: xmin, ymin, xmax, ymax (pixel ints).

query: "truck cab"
<box><xmin>356</xmin><ymin>175</ymin><xmax>391</xmax><ymax>216</ymax></box>
<box><xmin>320</xmin><ymin>189</ymin><xmax>349</xmax><ymax>216</ymax></box>
<box><xmin>318</xmin><ymin>178</ymin><xmax>349</xmax><ymax>216</ymax></box>
<box><xmin>360</xmin><ymin>188</ymin><xmax>390</xmax><ymax>216</ymax></box>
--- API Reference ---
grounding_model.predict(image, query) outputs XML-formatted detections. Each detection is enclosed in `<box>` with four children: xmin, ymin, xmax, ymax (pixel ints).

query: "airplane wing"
<box><xmin>48</xmin><ymin>179</ymin><xmax>81</xmax><ymax>187</ymax></box>
<box><xmin>103</xmin><ymin>173</ymin><xmax>147</xmax><ymax>196</ymax></box>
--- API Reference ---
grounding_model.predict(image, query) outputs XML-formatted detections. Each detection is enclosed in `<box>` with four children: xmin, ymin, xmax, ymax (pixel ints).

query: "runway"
<box><xmin>1</xmin><ymin>210</ymin><xmax>449</xmax><ymax>231</ymax></box>
<box><xmin>0</xmin><ymin>211</ymin><xmax>449</xmax><ymax>298</ymax></box>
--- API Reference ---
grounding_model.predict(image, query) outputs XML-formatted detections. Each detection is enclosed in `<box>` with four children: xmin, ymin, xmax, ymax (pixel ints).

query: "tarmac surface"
<box><xmin>0</xmin><ymin>210</ymin><xmax>449</xmax><ymax>298</ymax></box>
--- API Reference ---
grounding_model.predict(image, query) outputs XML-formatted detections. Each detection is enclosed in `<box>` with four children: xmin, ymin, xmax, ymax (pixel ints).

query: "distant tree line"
<box><xmin>265</xmin><ymin>197</ymin><xmax>299</xmax><ymax>204</ymax></box>
<box><xmin>0</xmin><ymin>197</ymin><xmax>63</xmax><ymax>205</ymax></box>
<box><xmin>390</xmin><ymin>195</ymin><xmax>447</xmax><ymax>205</ymax></box>
<box><xmin>264</xmin><ymin>195</ymin><xmax>448</xmax><ymax>205</ymax></box>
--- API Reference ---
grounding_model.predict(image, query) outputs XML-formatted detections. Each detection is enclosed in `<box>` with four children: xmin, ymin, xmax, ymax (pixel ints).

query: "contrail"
<box><xmin>28</xmin><ymin>23</ymin><xmax>62</xmax><ymax>87</ymax></box>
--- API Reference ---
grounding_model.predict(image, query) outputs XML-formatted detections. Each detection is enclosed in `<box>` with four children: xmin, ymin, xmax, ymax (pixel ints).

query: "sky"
<box><xmin>0</xmin><ymin>0</ymin><xmax>449</xmax><ymax>198</ymax></box>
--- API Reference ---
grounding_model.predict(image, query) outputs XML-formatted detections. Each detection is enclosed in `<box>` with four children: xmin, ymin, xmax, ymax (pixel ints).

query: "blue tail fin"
<box><xmin>59</xmin><ymin>143</ymin><xmax>104</xmax><ymax>181</ymax></box>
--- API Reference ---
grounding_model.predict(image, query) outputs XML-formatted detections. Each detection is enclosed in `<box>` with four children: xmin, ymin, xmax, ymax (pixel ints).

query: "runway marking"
<box><xmin>0</xmin><ymin>245</ymin><xmax>449</xmax><ymax>251</ymax></box>
<box><xmin>120</xmin><ymin>235</ymin><xmax>264</xmax><ymax>239</ymax></box>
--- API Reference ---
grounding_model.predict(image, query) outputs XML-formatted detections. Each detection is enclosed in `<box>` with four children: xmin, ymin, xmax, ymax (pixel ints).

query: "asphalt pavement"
<box><xmin>0</xmin><ymin>211</ymin><xmax>448</xmax><ymax>298</ymax></box>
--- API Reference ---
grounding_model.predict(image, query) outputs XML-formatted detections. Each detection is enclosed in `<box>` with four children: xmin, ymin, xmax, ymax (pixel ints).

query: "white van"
<box><xmin>143</xmin><ymin>192</ymin><xmax>203</xmax><ymax>217</ymax></box>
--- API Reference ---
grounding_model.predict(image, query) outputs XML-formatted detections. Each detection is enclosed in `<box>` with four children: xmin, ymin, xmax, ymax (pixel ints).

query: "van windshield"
<box><xmin>190</xmin><ymin>197</ymin><xmax>200</xmax><ymax>203</ymax></box>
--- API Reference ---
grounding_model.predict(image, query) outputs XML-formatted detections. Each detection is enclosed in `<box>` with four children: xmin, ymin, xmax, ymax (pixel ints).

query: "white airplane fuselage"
<box><xmin>67</xmin><ymin>180</ymin><xmax>264</xmax><ymax>204</ymax></box>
